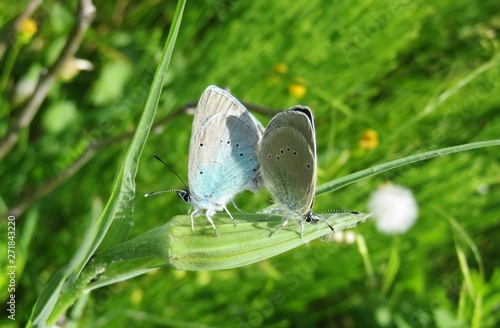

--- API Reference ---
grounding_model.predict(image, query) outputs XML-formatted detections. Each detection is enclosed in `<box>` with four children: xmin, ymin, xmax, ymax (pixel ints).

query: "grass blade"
<box><xmin>316</xmin><ymin>140</ymin><xmax>500</xmax><ymax>196</ymax></box>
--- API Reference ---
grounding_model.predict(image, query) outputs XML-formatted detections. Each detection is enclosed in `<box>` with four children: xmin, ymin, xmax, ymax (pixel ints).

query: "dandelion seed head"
<box><xmin>368</xmin><ymin>184</ymin><xmax>418</xmax><ymax>235</ymax></box>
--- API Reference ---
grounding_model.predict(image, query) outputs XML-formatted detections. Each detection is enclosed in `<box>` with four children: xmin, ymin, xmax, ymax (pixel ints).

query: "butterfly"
<box><xmin>146</xmin><ymin>85</ymin><xmax>264</xmax><ymax>236</ymax></box>
<box><xmin>258</xmin><ymin>106</ymin><xmax>334</xmax><ymax>237</ymax></box>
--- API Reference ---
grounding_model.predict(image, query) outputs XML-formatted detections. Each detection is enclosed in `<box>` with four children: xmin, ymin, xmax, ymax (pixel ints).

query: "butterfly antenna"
<box><xmin>315</xmin><ymin>216</ymin><xmax>335</xmax><ymax>232</ymax></box>
<box><xmin>317</xmin><ymin>209</ymin><xmax>361</xmax><ymax>215</ymax></box>
<box><xmin>152</xmin><ymin>154</ymin><xmax>189</xmax><ymax>190</ymax></box>
<box><xmin>145</xmin><ymin>189</ymin><xmax>186</xmax><ymax>197</ymax></box>
<box><xmin>312</xmin><ymin>210</ymin><xmax>363</xmax><ymax>232</ymax></box>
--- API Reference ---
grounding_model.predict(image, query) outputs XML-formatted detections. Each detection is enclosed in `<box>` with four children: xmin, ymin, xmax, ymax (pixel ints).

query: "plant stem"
<box><xmin>0</xmin><ymin>41</ymin><xmax>21</xmax><ymax>96</ymax></box>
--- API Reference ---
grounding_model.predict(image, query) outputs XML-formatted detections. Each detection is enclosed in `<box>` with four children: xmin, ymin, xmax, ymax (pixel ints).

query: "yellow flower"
<box><xmin>18</xmin><ymin>18</ymin><xmax>37</xmax><ymax>43</ymax></box>
<box><xmin>274</xmin><ymin>63</ymin><xmax>288</xmax><ymax>74</ymax></box>
<box><xmin>359</xmin><ymin>129</ymin><xmax>379</xmax><ymax>150</ymax></box>
<box><xmin>288</xmin><ymin>83</ymin><xmax>307</xmax><ymax>99</ymax></box>
<box><xmin>130</xmin><ymin>288</ymin><xmax>143</xmax><ymax>305</ymax></box>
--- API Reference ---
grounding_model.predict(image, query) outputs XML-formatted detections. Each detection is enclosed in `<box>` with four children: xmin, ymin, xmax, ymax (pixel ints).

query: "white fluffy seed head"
<box><xmin>368</xmin><ymin>183</ymin><xmax>418</xmax><ymax>235</ymax></box>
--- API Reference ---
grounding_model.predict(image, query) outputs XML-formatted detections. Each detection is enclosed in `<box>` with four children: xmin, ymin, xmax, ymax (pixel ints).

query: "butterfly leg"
<box><xmin>205</xmin><ymin>211</ymin><xmax>219</xmax><ymax>237</ymax></box>
<box><xmin>299</xmin><ymin>219</ymin><xmax>305</xmax><ymax>239</ymax></box>
<box><xmin>223</xmin><ymin>205</ymin><xmax>238</xmax><ymax>227</ymax></box>
<box><xmin>190</xmin><ymin>209</ymin><xmax>201</xmax><ymax>231</ymax></box>
<box><xmin>269</xmin><ymin>217</ymin><xmax>289</xmax><ymax>237</ymax></box>
<box><xmin>261</xmin><ymin>207</ymin><xmax>282</xmax><ymax>221</ymax></box>
<box><xmin>231</xmin><ymin>200</ymin><xmax>243</xmax><ymax>213</ymax></box>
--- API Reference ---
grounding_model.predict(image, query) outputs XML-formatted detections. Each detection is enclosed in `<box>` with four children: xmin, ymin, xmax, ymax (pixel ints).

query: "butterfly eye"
<box><xmin>177</xmin><ymin>190</ymin><xmax>191</xmax><ymax>203</ymax></box>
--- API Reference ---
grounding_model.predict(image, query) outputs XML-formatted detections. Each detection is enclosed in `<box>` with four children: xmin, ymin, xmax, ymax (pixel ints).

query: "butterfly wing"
<box><xmin>188</xmin><ymin>85</ymin><xmax>264</xmax><ymax>208</ymax></box>
<box><xmin>258</xmin><ymin>106</ymin><xmax>316</xmax><ymax>215</ymax></box>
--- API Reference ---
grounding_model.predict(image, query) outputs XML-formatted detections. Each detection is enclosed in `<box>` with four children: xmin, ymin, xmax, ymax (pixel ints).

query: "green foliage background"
<box><xmin>1</xmin><ymin>0</ymin><xmax>499</xmax><ymax>327</ymax></box>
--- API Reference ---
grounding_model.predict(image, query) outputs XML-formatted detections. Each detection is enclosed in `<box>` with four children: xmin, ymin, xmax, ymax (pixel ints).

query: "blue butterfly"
<box><xmin>146</xmin><ymin>86</ymin><xmax>264</xmax><ymax>236</ymax></box>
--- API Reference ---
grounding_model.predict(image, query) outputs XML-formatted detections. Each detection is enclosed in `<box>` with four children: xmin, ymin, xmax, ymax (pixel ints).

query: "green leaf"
<box><xmin>167</xmin><ymin>212</ymin><xmax>371</xmax><ymax>271</ymax></box>
<box><xmin>42</xmin><ymin>101</ymin><xmax>78</xmax><ymax>133</ymax></box>
<box><xmin>89</xmin><ymin>61</ymin><xmax>134</xmax><ymax>106</ymax></box>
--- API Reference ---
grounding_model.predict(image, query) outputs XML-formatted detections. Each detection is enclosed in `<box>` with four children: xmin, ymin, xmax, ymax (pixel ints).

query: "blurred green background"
<box><xmin>1</xmin><ymin>0</ymin><xmax>499</xmax><ymax>327</ymax></box>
